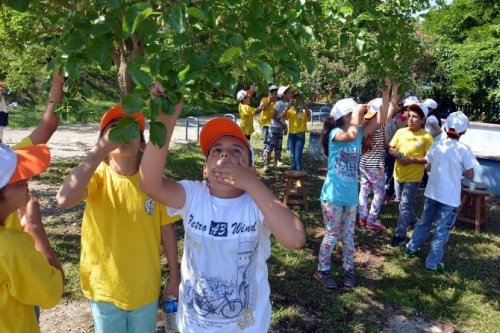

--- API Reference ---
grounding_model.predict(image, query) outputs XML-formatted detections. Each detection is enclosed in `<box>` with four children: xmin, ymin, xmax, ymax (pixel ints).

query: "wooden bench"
<box><xmin>283</xmin><ymin>170</ymin><xmax>308</xmax><ymax>211</ymax></box>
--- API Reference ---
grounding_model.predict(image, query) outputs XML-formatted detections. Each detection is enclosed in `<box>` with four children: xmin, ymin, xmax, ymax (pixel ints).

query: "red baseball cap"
<box><xmin>199</xmin><ymin>117</ymin><xmax>251</xmax><ymax>157</ymax></box>
<box><xmin>99</xmin><ymin>105</ymin><xmax>146</xmax><ymax>132</ymax></box>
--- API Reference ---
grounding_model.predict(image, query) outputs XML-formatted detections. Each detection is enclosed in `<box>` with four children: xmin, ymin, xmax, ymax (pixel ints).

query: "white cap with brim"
<box><xmin>268</xmin><ymin>84</ymin><xmax>278</xmax><ymax>92</ymax></box>
<box><xmin>0</xmin><ymin>144</ymin><xmax>17</xmax><ymax>189</ymax></box>
<box><xmin>236</xmin><ymin>90</ymin><xmax>248</xmax><ymax>101</ymax></box>
<box><xmin>365</xmin><ymin>98</ymin><xmax>382</xmax><ymax>119</ymax></box>
<box><xmin>277</xmin><ymin>85</ymin><xmax>290</xmax><ymax>98</ymax></box>
<box><xmin>331</xmin><ymin>98</ymin><xmax>358</xmax><ymax>120</ymax></box>
<box><xmin>423</xmin><ymin>98</ymin><xmax>438</xmax><ymax>110</ymax></box>
<box><xmin>404</xmin><ymin>95</ymin><xmax>420</xmax><ymax>106</ymax></box>
<box><xmin>445</xmin><ymin>111</ymin><xmax>469</xmax><ymax>134</ymax></box>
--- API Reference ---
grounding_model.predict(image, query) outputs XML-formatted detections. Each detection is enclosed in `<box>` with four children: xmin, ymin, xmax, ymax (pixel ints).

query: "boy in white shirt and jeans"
<box><xmin>140</xmin><ymin>88</ymin><xmax>305</xmax><ymax>332</ymax></box>
<box><xmin>406</xmin><ymin>111</ymin><xmax>478</xmax><ymax>271</ymax></box>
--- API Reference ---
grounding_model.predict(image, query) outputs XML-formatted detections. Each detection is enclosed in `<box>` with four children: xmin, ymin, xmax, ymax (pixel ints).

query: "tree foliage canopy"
<box><xmin>421</xmin><ymin>0</ymin><xmax>499</xmax><ymax>122</ymax></box>
<box><xmin>2</xmin><ymin>0</ymin><xmax>433</xmax><ymax>143</ymax></box>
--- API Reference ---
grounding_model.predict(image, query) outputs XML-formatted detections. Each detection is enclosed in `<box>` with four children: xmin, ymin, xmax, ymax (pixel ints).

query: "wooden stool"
<box><xmin>456</xmin><ymin>188</ymin><xmax>489</xmax><ymax>233</ymax></box>
<box><xmin>283</xmin><ymin>170</ymin><xmax>308</xmax><ymax>211</ymax></box>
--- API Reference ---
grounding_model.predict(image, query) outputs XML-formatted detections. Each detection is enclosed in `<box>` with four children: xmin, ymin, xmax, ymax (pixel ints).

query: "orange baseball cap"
<box><xmin>199</xmin><ymin>117</ymin><xmax>251</xmax><ymax>157</ymax></box>
<box><xmin>99</xmin><ymin>105</ymin><xmax>146</xmax><ymax>132</ymax></box>
<box><xmin>0</xmin><ymin>144</ymin><xmax>51</xmax><ymax>189</ymax></box>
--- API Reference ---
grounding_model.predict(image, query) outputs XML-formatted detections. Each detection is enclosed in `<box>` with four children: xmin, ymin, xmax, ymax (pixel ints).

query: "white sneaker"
<box><xmin>263</xmin><ymin>165</ymin><xmax>270</xmax><ymax>173</ymax></box>
<box><xmin>276</xmin><ymin>161</ymin><xmax>284</xmax><ymax>167</ymax></box>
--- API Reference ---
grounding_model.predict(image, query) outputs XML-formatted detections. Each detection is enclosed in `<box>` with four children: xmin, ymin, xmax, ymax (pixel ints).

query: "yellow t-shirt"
<box><xmin>258</xmin><ymin>96</ymin><xmax>276</xmax><ymax>127</ymax></box>
<box><xmin>390</xmin><ymin>127</ymin><xmax>433</xmax><ymax>182</ymax></box>
<box><xmin>238</xmin><ymin>103</ymin><xmax>257</xmax><ymax>135</ymax></box>
<box><xmin>81</xmin><ymin>162</ymin><xmax>179</xmax><ymax>310</ymax></box>
<box><xmin>285</xmin><ymin>107</ymin><xmax>309</xmax><ymax>134</ymax></box>
<box><xmin>0</xmin><ymin>228</ymin><xmax>63</xmax><ymax>333</ymax></box>
<box><xmin>5</xmin><ymin>136</ymin><xmax>34</xmax><ymax>231</ymax></box>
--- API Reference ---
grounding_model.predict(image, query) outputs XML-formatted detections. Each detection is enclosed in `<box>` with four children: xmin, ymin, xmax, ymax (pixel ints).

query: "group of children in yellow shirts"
<box><xmin>237</xmin><ymin>84</ymin><xmax>312</xmax><ymax>172</ymax></box>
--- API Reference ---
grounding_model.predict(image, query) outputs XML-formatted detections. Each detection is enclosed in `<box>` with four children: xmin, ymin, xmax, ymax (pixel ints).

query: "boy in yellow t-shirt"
<box><xmin>283</xmin><ymin>92</ymin><xmax>311</xmax><ymax>170</ymax></box>
<box><xmin>237</xmin><ymin>89</ymin><xmax>267</xmax><ymax>140</ymax></box>
<box><xmin>57</xmin><ymin>105</ymin><xmax>181</xmax><ymax>333</ymax></box>
<box><xmin>387</xmin><ymin>103</ymin><xmax>433</xmax><ymax>248</ymax></box>
<box><xmin>0</xmin><ymin>144</ymin><xmax>64</xmax><ymax>333</ymax></box>
<box><xmin>259</xmin><ymin>85</ymin><xmax>278</xmax><ymax>152</ymax></box>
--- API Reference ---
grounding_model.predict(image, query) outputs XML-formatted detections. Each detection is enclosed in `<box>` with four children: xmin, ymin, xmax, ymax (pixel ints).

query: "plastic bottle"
<box><xmin>164</xmin><ymin>296</ymin><xmax>179</xmax><ymax>333</ymax></box>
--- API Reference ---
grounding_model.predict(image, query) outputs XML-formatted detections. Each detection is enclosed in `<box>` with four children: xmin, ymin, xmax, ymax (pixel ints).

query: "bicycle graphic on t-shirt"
<box><xmin>185</xmin><ymin>240</ymin><xmax>258</xmax><ymax>320</ymax></box>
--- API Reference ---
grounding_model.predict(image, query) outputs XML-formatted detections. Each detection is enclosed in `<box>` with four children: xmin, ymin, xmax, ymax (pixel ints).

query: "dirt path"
<box><xmin>2</xmin><ymin>118</ymin><xmax>208</xmax><ymax>159</ymax></box>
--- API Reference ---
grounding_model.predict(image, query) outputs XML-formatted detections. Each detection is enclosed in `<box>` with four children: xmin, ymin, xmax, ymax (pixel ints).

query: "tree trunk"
<box><xmin>111</xmin><ymin>33</ymin><xmax>145</xmax><ymax>101</ymax></box>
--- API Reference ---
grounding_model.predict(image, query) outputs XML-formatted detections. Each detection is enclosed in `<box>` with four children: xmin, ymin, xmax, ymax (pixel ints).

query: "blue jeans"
<box><xmin>288</xmin><ymin>133</ymin><xmax>305</xmax><ymax>170</ymax></box>
<box><xmin>394</xmin><ymin>181</ymin><xmax>420</xmax><ymax>238</ymax></box>
<box><xmin>261</xmin><ymin>126</ymin><xmax>270</xmax><ymax>151</ymax></box>
<box><xmin>89</xmin><ymin>300</ymin><xmax>158</xmax><ymax>333</ymax></box>
<box><xmin>406</xmin><ymin>198</ymin><xmax>457</xmax><ymax>270</ymax></box>
<box><xmin>384</xmin><ymin>151</ymin><xmax>395</xmax><ymax>197</ymax></box>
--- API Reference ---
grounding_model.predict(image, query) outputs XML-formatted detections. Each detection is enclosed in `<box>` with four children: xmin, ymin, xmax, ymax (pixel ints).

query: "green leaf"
<box><xmin>123</xmin><ymin>3</ymin><xmax>152</xmax><ymax>36</ymax></box>
<box><xmin>187</xmin><ymin>7</ymin><xmax>208</xmax><ymax>22</ymax></box>
<box><xmin>123</xmin><ymin>93</ymin><xmax>145</xmax><ymax>113</ymax></box>
<box><xmin>219</xmin><ymin>47</ymin><xmax>243</xmax><ymax>63</ymax></box>
<box><xmin>149</xmin><ymin>121</ymin><xmax>167</xmax><ymax>147</ymax></box>
<box><xmin>178</xmin><ymin>65</ymin><xmax>191</xmax><ymax>81</ymax></box>
<box><xmin>258</xmin><ymin>61</ymin><xmax>273</xmax><ymax>83</ymax></box>
<box><xmin>149</xmin><ymin>97</ymin><xmax>162</xmax><ymax>121</ymax></box>
<box><xmin>340</xmin><ymin>6</ymin><xmax>354</xmax><ymax>16</ymax></box>
<box><xmin>162</xmin><ymin>98</ymin><xmax>174</xmax><ymax>115</ymax></box>
<box><xmin>357</xmin><ymin>12</ymin><xmax>376</xmax><ymax>21</ymax></box>
<box><xmin>129</xmin><ymin>69</ymin><xmax>152</xmax><ymax>89</ymax></box>
<box><xmin>356</xmin><ymin>38</ymin><xmax>365</xmax><ymax>52</ymax></box>
<box><xmin>91</xmin><ymin>23</ymin><xmax>111</xmax><ymax>36</ymax></box>
<box><xmin>64</xmin><ymin>58</ymin><xmax>81</xmax><ymax>78</ymax></box>
<box><xmin>248</xmin><ymin>41</ymin><xmax>265</xmax><ymax>54</ymax></box>
<box><xmin>166</xmin><ymin>6</ymin><xmax>185</xmax><ymax>34</ymax></box>
<box><xmin>63</xmin><ymin>33</ymin><xmax>86</xmax><ymax>53</ymax></box>
<box><xmin>6</xmin><ymin>0</ymin><xmax>30</xmax><ymax>12</ymax></box>
<box><xmin>109</xmin><ymin>118</ymin><xmax>141</xmax><ymax>143</ymax></box>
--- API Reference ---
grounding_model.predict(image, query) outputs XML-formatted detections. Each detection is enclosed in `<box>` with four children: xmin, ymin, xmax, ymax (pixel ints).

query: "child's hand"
<box><xmin>48</xmin><ymin>70</ymin><xmax>65</xmax><ymax>104</ymax></box>
<box><xmin>97</xmin><ymin>131</ymin><xmax>122</xmax><ymax>154</ymax></box>
<box><xmin>212</xmin><ymin>159</ymin><xmax>257</xmax><ymax>191</ymax></box>
<box><xmin>151</xmin><ymin>82</ymin><xmax>166</xmax><ymax>97</ymax></box>
<box><xmin>163</xmin><ymin>276</ymin><xmax>180</xmax><ymax>300</ymax></box>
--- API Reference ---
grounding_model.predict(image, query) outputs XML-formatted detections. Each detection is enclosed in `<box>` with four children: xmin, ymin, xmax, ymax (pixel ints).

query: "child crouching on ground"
<box><xmin>140</xmin><ymin>92</ymin><xmax>305</xmax><ymax>332</ymax></box>
<box><xmin>405</xmin><ymin>111</ymin><xmax>478</xmax><ymax>271</ymax></box>
<box><xmin>0</xmin><ymin>144</ymin><xmax>64</xmax><ymax>333</ymax></box>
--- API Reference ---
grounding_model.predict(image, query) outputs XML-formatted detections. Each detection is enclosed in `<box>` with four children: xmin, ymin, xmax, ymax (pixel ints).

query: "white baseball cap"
<box><xmin>277</xmin><ymin>85</ymin><xmax>291</xmax><ymax>98</ymax></box>
<box><xmin>268</xmin><ymin>84</ymin><xmax>278</xmax><ymax>92</ymax></box>
<box><xmin>423</xmin><ymin>98</ymin><xmax>438</xmax><ymax>110</ymax></box>
<box><xmin>365</xmin><ymin>98</ymin><xmax>382</xmax><ymax>119</ymax></box>
<box><xmin>403</xmin><ymin>95</ymin><xmax>420</xmax><ymax>106</ymax></box>
<box><xmin>330</xmin><ymin>98</ymin><xmax>359</xmax><ymax>120</ymax></box>
<box><xmin>445</xmin><ymin>111</ymin><xmax>469</xmax><ymax>134</ymax></box>
<box><xmin>236</xmin><ymin>90</ymin><xmax>248</xmax><ymax>101</ymax></box>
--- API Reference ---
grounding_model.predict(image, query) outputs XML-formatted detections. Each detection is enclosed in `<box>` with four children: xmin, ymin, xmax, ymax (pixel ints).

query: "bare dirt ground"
<box><xmin>4</xmin><ymin>119</ymin><xmax>459</xmax><ymax>333</ymax></box>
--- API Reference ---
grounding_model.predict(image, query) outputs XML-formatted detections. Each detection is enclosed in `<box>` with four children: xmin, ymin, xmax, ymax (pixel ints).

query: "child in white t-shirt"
<box><xmin>140</xmin><ymin>89</ymin><xmax>305</xmax><ymax>332</ymax></box>
<box><xmin>406</xmin><ymin>111</ymin><xmax>478</xmax><ymax>271</ymax></box>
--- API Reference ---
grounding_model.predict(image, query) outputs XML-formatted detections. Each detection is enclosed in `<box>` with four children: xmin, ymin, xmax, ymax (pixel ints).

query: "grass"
<box><xmin>34</xmin><ymin>130</ymin><xmax>499</xmax><ymax>332</ymax></box>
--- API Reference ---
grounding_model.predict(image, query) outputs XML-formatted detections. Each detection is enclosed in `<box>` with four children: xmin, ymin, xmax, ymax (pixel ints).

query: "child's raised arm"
<box><xmin>140</xmin><ymin>96</ymin><xmax>185</xmax><ymax>210</ymax></box>
<box><xmin>364</xmin><ymin>78</ymin><xmax>391</xmax><ymax>137</ymax></box>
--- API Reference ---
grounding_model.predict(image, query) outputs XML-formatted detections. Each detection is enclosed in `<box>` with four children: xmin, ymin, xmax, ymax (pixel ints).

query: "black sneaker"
<box><xmin>314</xmin><ymin>270</ymin><xmax>338</xmax><ymax>289</ymax></box>
<box><xmin>343</xmin><ymin>269</ymin><xmax>356</xmax><ymax>288</ymax></box>
<box><xmin>387</xmin><ymin>236</ymin><xmax>405</xmax><ymax>248</ymax></box>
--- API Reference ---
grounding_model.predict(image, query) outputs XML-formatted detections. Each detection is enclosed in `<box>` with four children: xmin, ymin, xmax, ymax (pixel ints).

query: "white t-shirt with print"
<box><xmin>425</xmin><ymin>138</ymin><xmax>478</xmax><ymax>207</ymax></box>
<box><xmin>168</xmin><ymin>180</ymin><xmax>272</xmax><ymax>333</ymax></box>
